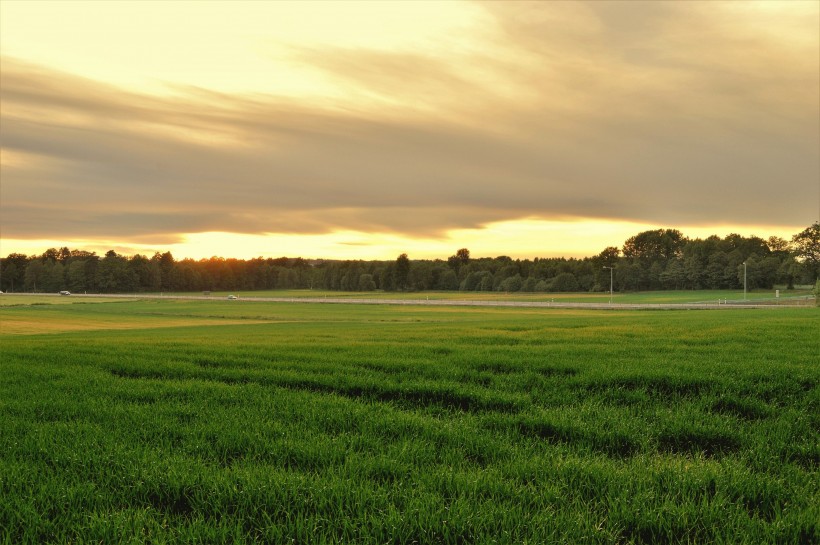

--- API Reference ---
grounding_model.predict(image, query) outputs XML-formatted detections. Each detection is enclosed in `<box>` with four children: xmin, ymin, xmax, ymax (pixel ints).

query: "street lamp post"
<box><xmin>743</xmin><ymin>262</ymin><xmax>747</xmax><ymax>301</ymax></box>
<box><xmin>603</xmin><ymin>266</ymin><xmax>613</xmax><ymax>304</ymax></box>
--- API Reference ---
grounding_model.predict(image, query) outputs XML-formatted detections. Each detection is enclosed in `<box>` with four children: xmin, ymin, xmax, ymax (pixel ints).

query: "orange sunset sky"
<box><xmin>1</xmin><ymin>0</ymin><xmax>818</xmax><ymax>260</ymax></box>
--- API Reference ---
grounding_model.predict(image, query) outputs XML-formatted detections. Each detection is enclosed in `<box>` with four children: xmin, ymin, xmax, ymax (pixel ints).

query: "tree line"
<box><xmin>2</xmin><ymin>223</ymin><xmax>818</xmax><ymax>294</ymax></box>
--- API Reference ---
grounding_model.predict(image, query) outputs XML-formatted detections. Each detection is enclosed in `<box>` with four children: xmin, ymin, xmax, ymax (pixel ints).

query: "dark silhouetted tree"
<box><xmin>622</xmin><ymin>229</ymin><xmax>685</xmax><ymax>262</ymax></box>
<box><xmin>791</xmin><ymin>221</ymin><xmax>820</xmax><ymax>281</ymax></box>
<box><xmin>24</xmin><ymin>260</ymin><xmax>46</xmax><ymax>291</ymax></box>
<box><xmin>67</xmin><ymin>260</ymin><xmax>88</xmax><ymax>292</ymax></box>
<box><xmin>395</xmin><ymin>253</ymin><xmax>410</xmax><ymax>291</ymax></box>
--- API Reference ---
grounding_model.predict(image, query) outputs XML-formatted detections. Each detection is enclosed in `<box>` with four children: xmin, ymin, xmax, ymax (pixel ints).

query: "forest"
<box><xmin>2</xmin><ymin>223</ymin><xmax>818</xmax><ymax>294</ymax></box>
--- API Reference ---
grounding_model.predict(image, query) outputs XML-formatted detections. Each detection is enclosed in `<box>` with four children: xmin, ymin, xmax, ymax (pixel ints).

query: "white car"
<box><xmin>59</xmin><ymin>291</ymin><xmax>71</xmax><ymax>296</ymax></box>
<box><xmin>227</xmin><ymin>295</ymin><xmax>238</xmax><ymax>300</ymax></box>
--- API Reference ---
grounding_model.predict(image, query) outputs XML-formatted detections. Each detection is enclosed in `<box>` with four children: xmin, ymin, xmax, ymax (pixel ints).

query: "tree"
<box><xmin>151</xmin><ymin>251</ymin><xmax>176</xmax><ymax>290</ymax></box>
<box><xmin>2</xmin><ymin>262</ymin><xmax>18</xmax><ymax>292</ymax></box>
<box><xmin>521</xmin><ymin>277</ymin><xmax>538</xmax><ymax>292</ymax></box>
<box><xmin>776</xmin><ymin>259</ymin><xmax>798</xmax><ymax>289</ymax></box>
<box><xmin>435</xmin><ymin>269</ymin><xmax>459</xmax><ymax>290</ymax></box>
<box><xmin>757</xmin><ymin>256</ymin><xmax>780</xmax><ymax>290</ymax></box>
<box><xmin>766</xmin><ymin>236</ymin><xmax>790</xmax><ymax>256</ymax></box>
<box><xmin>395</xmin><ymin>254</ymin><xmax>410</xmax><ymax>291</ymax></box>
<box><xmin>460</xmin><ymin>271</ymin><xmax>482</xmax><ymax>291</ymax></box>
<box><xmin>616</xmin><ymin>262</ymin><xmax>644</xmax><ymax>291</ymax></box>
<box><xmin>277</xmin><ymin>267</ymin><xmax>298</xmax><ymax>290</ymax></box>
<box><xmin>705</xmin><ymin>252</ymin><xmax>729</xmax><ymax>289</ymax></box>
<box><xmin>478</xmin><ymin>272</ymin><xmax>494</xmax><ymax>291</ymax></box>
<box><xmin>41</xmin><ymin>248</ymin><xmax>59</xmax><ymax>262</ymax></box>
<box><xmin>622</xmin><ymin>229</ymin><xmax>685</xmax><ymax>262</ymax></box>
<box><xmin>447</xmin><ymin>248</ymin><xmax>470</xmax><ymax>277</ymax></box>
<box><xmin>596</xmin><ymin>246</ymin><xmax>620</xmax><ymax>268</ymax></box>
<box><xmin>380</xmin><ymin>264</ymin><xmax>396</xmax><ymax>292</ymax></box>
<box><xmin>647</xmin><ymin>261</ymin><xmax>664</xmax><ymax>290</ymax></box>
<box><xmin>357</xmin><ymin>274</ymin><xmax>376</xmax><ymax>291</ymax></box>
<box><xmin>44</xmin><ymin>262</ymin><xmax>66</xmax><ymax>291</ymax></box>
<box><xmin>409</xmin><ymin>261</ymin><xmax>434</xmax><ymax>291</ymax></box>
<box><xmin>660</xmin><ymin>259</ymin><xmax>686</xmax><ymax>290</ymax></box>
<box><xmin>791</xmin><ymin>221</ymin><xmax>820</xmax><ymax>281</ymax></box>
<box><xmin>684</xmin><ymin>255</ymin><xmax>706</xmax><ymax>290</ymax></box>
<box><xmin>340</xmin><ymin>262</ymin><xmax>360</xmax><ymax>291</ymax></box>
<box><xmin>170</xmin><ymin>261</ymin><xmax>203</xmax><ymax>291</ymax></box>
<box><xmin>128</xmin><ymin>254</ymin><xmax>156</xmax><ymax>291</ymax></box>
<box><xmin>97</xmin><ymin>251</ymin><xmax>136</xmax><ymax>292</ymax></box>
<box><xmin>498</xmin><ymin>274</ymin><xmax>522</xmax><ymax>292</ymax></box>
<box><xmin>2</xmin><ymin>253</ymin><xmax>30</xmax><ymax>292</ymax></box>
<box><xmin>549</xmin><ymin>272</ymin><xmax>579</xmax><ymax>292</ymax></box>
<box><xmin>24</xmin><ymin>260</ymin><xmax>45</xmax><ymax>291</ymax></box>
<box><xmin>57</xmin><ymin>246</ymin><xmax>71</xmax><ymax>263</ymax></box>
<box><xmin>725</xmin><ymin>250</ymin><xmax>744</xmax><ymax>288</ymax></box>
<box><xmin>67</xmin><ymin>260</ymin><xmax>88</xmax><ymax>292</ymax></box>
<box><xmin>738</xmin><ymin>256</ymin><xmax>763</xmax><ymax>291</ymax></box>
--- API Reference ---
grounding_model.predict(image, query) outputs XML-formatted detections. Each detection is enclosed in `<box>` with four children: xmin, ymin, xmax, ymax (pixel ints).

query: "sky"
<box><xmin>1</xmin><ymin>0</ymin><xmax>818</xmax><ymax>261</ymax></box>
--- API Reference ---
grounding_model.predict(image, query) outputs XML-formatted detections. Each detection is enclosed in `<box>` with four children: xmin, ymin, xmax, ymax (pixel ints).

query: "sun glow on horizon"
<box><xmin>0</xmin><ymin>219</ymin><xmax>806</xmax><ymax>262</ymax></box>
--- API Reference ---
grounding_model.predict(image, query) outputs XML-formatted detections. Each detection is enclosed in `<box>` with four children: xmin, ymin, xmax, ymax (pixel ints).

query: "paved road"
<box><xmin>5</xmin><ymin>292</ymin><xmax>814</xmax><ymax>310</ymax></box>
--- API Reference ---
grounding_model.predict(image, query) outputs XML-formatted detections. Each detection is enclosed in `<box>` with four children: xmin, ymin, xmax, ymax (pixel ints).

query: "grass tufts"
<box><xmin>711</xmin><ymin>396</ymin><xmax>772</xmax><ymax>420</ymax></box>
<box><xmin>657</xmin><ymin>426</ymin><xmax>741</xmax><ymax>457</ymax></box>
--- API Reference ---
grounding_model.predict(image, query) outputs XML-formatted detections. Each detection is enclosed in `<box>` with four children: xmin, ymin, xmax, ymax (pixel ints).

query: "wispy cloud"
<box><xmin>1</xmin><ymin>1</ymin><xmax>817</xmax><ymax>247</ymax></box>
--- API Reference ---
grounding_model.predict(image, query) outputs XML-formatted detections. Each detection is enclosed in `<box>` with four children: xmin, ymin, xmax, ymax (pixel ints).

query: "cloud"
<box><xmin>1</xmin><ymin>1</ymin><xmax>817</xmax><ymax>246</ymax></box>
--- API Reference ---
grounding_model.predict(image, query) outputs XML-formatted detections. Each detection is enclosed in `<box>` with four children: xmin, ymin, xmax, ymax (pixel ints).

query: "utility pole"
<box><xmin>743</xmin><ymin>262</ymin><xmax>747</xmax><ymax>301</ymax></box>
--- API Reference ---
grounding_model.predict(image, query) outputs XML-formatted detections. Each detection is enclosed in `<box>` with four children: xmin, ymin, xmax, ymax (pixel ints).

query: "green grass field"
<box><xmin>1</xmin><ymin>298</ymin><xmax>817</xmax><ymax>544</ymax></box>
<box><xmin>40</xmin><ymin>288</ymin><xmax>808</xmax><ymax>305</ymax></box>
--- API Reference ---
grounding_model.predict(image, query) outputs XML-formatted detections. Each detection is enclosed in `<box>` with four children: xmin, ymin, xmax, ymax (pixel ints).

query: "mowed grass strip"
<box><xmin>0</xmin><ymin>295</ymin><xmax>128</xmax><ymax>307</ymax></box>
<box><xmin>10</xmin><ymin>287</ymin><xmax>810</xmax><ymax>305</ymax></box>
<box><xmin>0</xmin><ymin>300</ymin><xmax>277</xmax><ymax>334</ymax></box>
<box><xmin>0</xmin><ymin>301</ymin><xmax>817</xmax><ymax>544</ymax></box>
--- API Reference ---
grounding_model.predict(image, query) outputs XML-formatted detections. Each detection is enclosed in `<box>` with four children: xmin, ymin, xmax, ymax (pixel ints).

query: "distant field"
<box><xmin>0</xmin><ymin>295</ymin><xmax>127</xmax><ymax>306</ymax></box>
<box><xmin>160</xmin><ymin>288</ymin><xmax>815</xmax><ymax>303</ymax></box>
<box><xmin>1</xmin><ymin>298</ymin><xmax>817</xmax><ymax>543</ymax></box>
<box><xmin>4</xmin><ymin>287</ymin><xmax>813</xmax><ymax>306</ymax></box>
